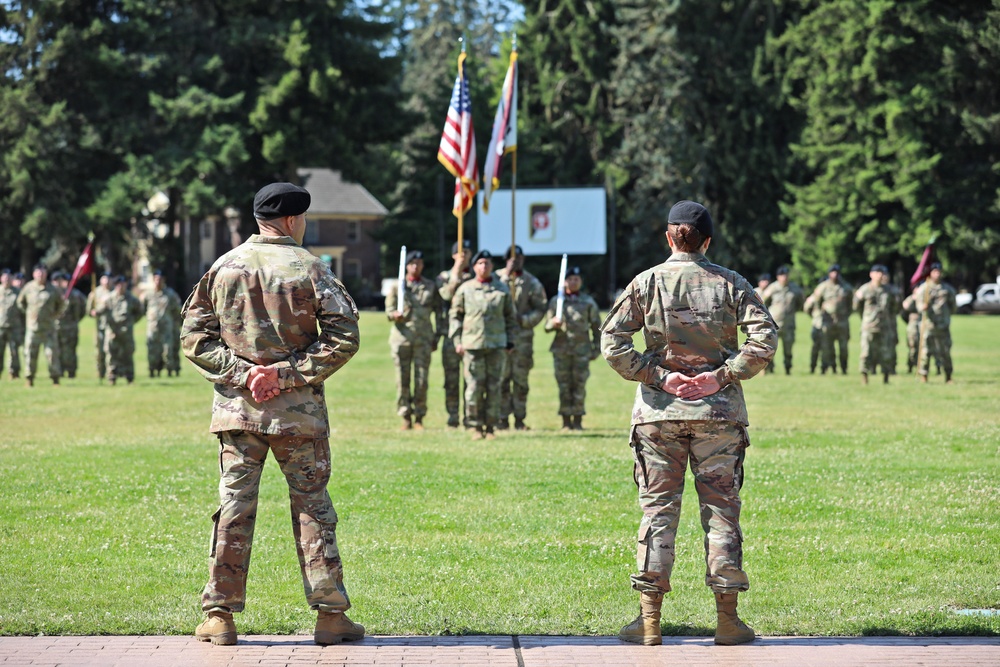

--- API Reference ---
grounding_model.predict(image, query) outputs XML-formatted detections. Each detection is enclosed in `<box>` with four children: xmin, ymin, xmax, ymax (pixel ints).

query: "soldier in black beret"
<box><xmin>435</xmin><ymin>239</ymin><xmax>475</xmax><ymax>428</ymax></box>
<box><xmin>253</xmin><ymin>182</ymin><xmax>311</xmax><ymax>221</ymax></box>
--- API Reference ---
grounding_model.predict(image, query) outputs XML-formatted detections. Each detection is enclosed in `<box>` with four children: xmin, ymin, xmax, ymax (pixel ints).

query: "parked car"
<box><xmin>956</xmin><ymin>282</ymin><xmax>1000</xmax><ymax>314</ymax></box>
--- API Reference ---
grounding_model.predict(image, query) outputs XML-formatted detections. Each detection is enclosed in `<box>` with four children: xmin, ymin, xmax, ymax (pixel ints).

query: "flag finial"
<box><xmin>459</xmin><ymin>35</ymin><xmax>466</xmax><ymax>53</ymax></box>
<box><xmin>512</xmin><ymin>32</ymin><xmax>518</xmax><ymax>52</ymax></box>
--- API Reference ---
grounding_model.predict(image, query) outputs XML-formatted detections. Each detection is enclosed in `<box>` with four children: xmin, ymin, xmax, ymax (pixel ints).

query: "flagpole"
<box><xmin>509</xmin><ymin>33</ymin><xmax>518</xmax><ymax>261</ymax></box>
<box><xmin>457</xmin><ymin>36</ymin><xmax>466</xmax><ymax>253</ymax></box>
<box><xmin>458</xmin><ymin>189</ymin><xmax>464</xmax><ymax>250</ymax></box>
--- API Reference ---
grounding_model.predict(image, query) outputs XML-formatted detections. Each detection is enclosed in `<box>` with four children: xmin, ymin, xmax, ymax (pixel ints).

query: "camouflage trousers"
<box><xmin>441</xmin><ymin>338</ymin><xmax>465</xmax><ymax>427</ymax></box>
<box><xmin>553</xmin><ymin>352</ymin><xmax>590</xmax><ymax>416</ymax></box>
<box><xmin>500</xmin><ymin>337</ymin><xmax>534</xmax><ymax>421</ymax></box>
<box><xmin>629</xmin><ymin>420</ymin><xmax>750</xmax><ymax>595</ymax></box>
<box><xmin>94</xmin><ymin>325</ymin><xmax>106</xmax><ymax>379</ymax></box>
<box><xmin>0</xmin><ymin>327</ymin><xmax>20</xmax><ymax>377</ymax></box>
<box><xmin>821</xmin><ymin>320</ymin><xmax>849</xmax><ymax>373</ymax></box>
<box><xmin>58</xmin><ymin>328</ymin><xmax>79</xmax><ymax>377</ymax></box>
<box><xmin>202</xmin><ymin>430</ymin><xmax>350</xmax><ymax>614</ymax></box>
<box><xmin>767</xmin><ymin>327</ymin><xmax>796</xmax><ymax>373</ymax></box>
<box><xmin>24</xmin><ymin>328</ymin><xmax>61</xmax><ymax>380</ymax></box>
<box><xmin>809</xmin><ymin>326</ymin><xmax>822</xmax><ymax>372</ymax></box>
<box><xmin>392</xmin><ymin>343</ymin><xmax>432</xmax><ymax>418</ymax></box>
<box><xmin>918</xmin><ymin>325</ymin><xmax>952</xmax><ymax>376</ymax></box>
<box><xmin>146</xmin><ymin>325</ymin><xmax>177</xmax><ymax>374</ymax></box>
<box><xmin>905</xmin><ymin>321</ymin><xmax>919</xmax><ymax>370</ymax></box>
<box><xmin>859</xmin><ymin>328</ymin><xmax>895</xmax><ymax>375</ymax></box>
<box><xmin>104</xmin><ymin>329</ymin><xmax>134</xmax><ymax>382</ymax></box>
<box><xmin>463</xmin><ymin>348</ymin><xmax>507</xmax><ymax>430</ymax></box>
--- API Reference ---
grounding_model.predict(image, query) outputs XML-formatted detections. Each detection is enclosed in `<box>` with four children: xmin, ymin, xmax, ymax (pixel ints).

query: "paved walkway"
<box><xmin>2</xmin><ymin>635</ymin><xmax>999</xmax><ymax>667</ymax></box>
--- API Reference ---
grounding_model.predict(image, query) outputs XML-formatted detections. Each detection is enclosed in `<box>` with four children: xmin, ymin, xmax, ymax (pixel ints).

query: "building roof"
<box><xmin>297</xmin><ymin>167</ymin><xmax>388</xmax><ymax>218</ymax></box>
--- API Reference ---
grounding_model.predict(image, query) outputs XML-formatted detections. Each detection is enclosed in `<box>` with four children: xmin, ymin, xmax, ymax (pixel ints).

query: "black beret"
<box><xmin>34</xmin><ymin>263</ymin><xmax>48</xmax><ymax>272</ymax></box>
<box><xmin>776</xmin><ymin>266</ymin><xmax>790</xmax><ymax>276</ymax></box>
<box><xmin>102</xmin><ymin>271</ymin><xmax>113</xmax><ymax>278</ymax></box>
<box><xmin>451</xmin><ymin>239</ymin><xmax>472</xmax><ymax>254</ymax></box>
<box><xmin>253</xmin><ymin>182</ymin><xmax>311</xmax><ymax>220</ymax></box>
<box><xmin>567</xmin><ymin>266</ymin><xmax>582</xmax><ymax>276</ymax></box>
<box><xmin>504</xmin><ymin>244</ymin><xmax>524</xmax><ymax>260</ymax></box>
<box><xmin>870</xmin><ymin>264</ymin><xmax>888</xmax><ymax>273</ymax></box>
<box><xmin>152</xmin><ymin>269</ymin><xmax>163</xmax><ymax>277</ymax></box>
<box><xmin>114</xmin><ymin>275</ymin><xmax>128</xmax><ymax>284</ymax></box>
<box><xmin>52</xmin><ymin>271</ymin><xmax>66</xmax><ymax>281</ymax></box>
<box><xmin>828</xmin><ymin>264</ymin><xmax>841</xmax><ymax>273</ymax></box>
<box><xmin>405</xmin><ymin>250</ymin><xmax>423</xmax><ymax>264</ymax></box>
<box><xmin>758</xmin><ymin>273</ymin><xmax>772</xmax><ymax>282</ymax></box>
<box><xmin>0</xmin><ymin>268</ymin><xmax>9</xmax><ymax>275</ymax></box>
<box><xmin>667</xmin><ymin>200</ymin><xmax>714</xmax><ymax>237</ymax></box>
<box><xmin>14</xmin><ymin>272</ymin><xmax>24</xmax><ymax>280</ymax></box>
<box><xmin>471</xmin><ymin>249</ymin><xmax>493</xmax><ymax>265</ymax></box>
<box><xmin>930</xmin><ymin>262</ymin><xmax>942</xmax><ymax>270</ymax></box>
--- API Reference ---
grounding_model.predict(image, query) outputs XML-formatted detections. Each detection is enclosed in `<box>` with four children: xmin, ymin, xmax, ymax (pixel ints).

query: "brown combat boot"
<box><xmin>572</xmin><ymin>415</ymin><xmax>583</xmax><ymax>430</ymax></box>
<box><xmin>195</xmin><ymin>610</ymin><xmax>237</xmax><ymax>645</ymax></box>
<box><xmin>861</xmin><ymin>372</ymin><xmax>868</xmax><ymax>385</ymax></box>
<box><xmin>514</xmin><ymin>418</ymin><xmax>529</xmax><ymax>431</ymax></box>
<box><xmin>714</xmin><ymin>592</ymin><xmax>755</xmax><ymax>645</ymax></box>
<box><xmin>315</xmin><ymin>610</ymin><xmax>365</xmax><ymax>645</ymax></box>
<box><xmin>618</xmin><ymin>591</ymin><xmax>663</xmax><ymax>646</ymax></box>
<box><xmin>400</xmin><ymin>415</ymin><xmax>412</xmax><ymax>431</ymax></box>
<box><xmin>561</xmin><ymin>415</ymin><xmax>573</xmax><ymax>432</ymax></box>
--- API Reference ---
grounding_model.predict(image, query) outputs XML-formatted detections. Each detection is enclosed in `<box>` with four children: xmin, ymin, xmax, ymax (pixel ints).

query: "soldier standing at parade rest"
<box><xmin>601</xmin><ymin>201</ymin><xmax>776</xmax><ymax>648</ymax></box>
<box><xmin>436</xmin><ymin>240</ymin><xmax>473</xmax><ymax>428</ymax></box>
<box><xmin>900</xmin><ymin>292</ymin><xmax>921</xmax><ymax>373</ymax></box>
<box><xmin>853</xmin><ymin>264</ymin><xmax>898</xmax><ymax>385</ymax></box>
<box><xmin>761</xmin><ymin>266</ymin><xmax>804</xmax><ymax>374</ymax></box>
<box><xmin>182</xmin><ymin>182</ymin><xmax>363</xmax><ymax>647</ymax></box>
<box><xmin>803</xmin><ymin>292</ymin><xmax>823</xmax><ymax>373</ymax></box>
<box><xmin>142</xmin><ymin>270</ymin><xmax>182</xmax><ymax>377</ymax></box>
<box><xmin>496</xmin><ymin>245</ymin><xmax>547</xmax><ymax>430</ymax></box>
<box><xmin>913</xmin><ymin>262</ymin><xmax>957</xmax><ymax>384</ymax></box>
<box><xmin>450</xmin><ymin>249</ymin><xmax>518</xmax><ymax>440</ymax></box>
<box><xmin>808</xmin><ymin>263</ymin><xmax>853</xmax><ymax>374</ymax></box>
<box><xmin>0</xmin><ymin>269</ymin><xmax>22</xmax><ymax>379</ymax></box>
<box><xmin>544</xmin><ymin>266</ymin><xmax>601</xmax><ymax>430</ymax></box>
<box><xmin>99</xmin><ymin>276</ymin><xmax>143</xmax><ymax>385</ymax></box>
<box><xmin>754</xmin><ymin>273</ymin><xmax>771</xmax><ymax>298</ymax></box>
<box><xmin>87</xmin><ymin>272</ymin><xmax>113</xmax><ymax>381</ymax></box>
<box><xmin>52</xmin><ymin>272</ymin><xmax>87</xmax><ymax>379</ymax></box>
<box><xmin>881</xmin><ymin>268</ymin><xmax>902</xmax><ymax>376</ymax></box>
<box><xmin>16</xmin><ymin>264</ymin><xmax>65</xmax><ymax>387</ymax></box>
<box><xmin>386</xmin><ymin>250</ymin><xmax>441</xmax><ymax>430</ymax></box>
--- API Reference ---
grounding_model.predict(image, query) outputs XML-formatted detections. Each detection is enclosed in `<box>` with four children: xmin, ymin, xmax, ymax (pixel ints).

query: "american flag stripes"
<box><xmin>438</xmin><ymin>50</ymin><xmax>478</xmax><ymax>217</ymax></box>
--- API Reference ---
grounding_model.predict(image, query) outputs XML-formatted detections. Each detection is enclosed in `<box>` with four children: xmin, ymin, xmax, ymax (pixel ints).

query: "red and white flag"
<box><xmin>67</xmin><ymin>241</ymin><xmax>95</xmax><ymax>296</ymax></box>
<box><xmin>909</xmin><ymin>235</ymin><xmax>937</xmax><ymax>288</ymax></box>
<box><xmin>482</xmin><ymin>48</ymin><xmax>517</xmax><ymax>214</ymax></box>
<box><xmin>437</xmin><ymin>50</ymin><xmax>478</xmax><ymax>217</ymax></box>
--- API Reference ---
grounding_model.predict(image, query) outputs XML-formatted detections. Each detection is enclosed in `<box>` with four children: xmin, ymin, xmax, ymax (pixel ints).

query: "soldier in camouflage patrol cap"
<box><xmin>182</xmin><ymin>182</ymin><xmax>363</xmax><ymax>647</ymax></box>
<box><xmin>544</xmin><ymin>266</ymin><xmax>601</xmax><ymax>430</ymax></box>
<box><xmin>52</xmin><ymin>272</ymin><xmax>87</xmax><ymax>378</ymax></box>
<box><xmin>602</xmin><ymin>201</ymin><xmax>776</xmax><ymax>648</ymax></box>
<box><xmin>142</xmin><ymin>270</ymin><xmax>182</xmax><ymax>377</ymax></box>
<box><xmin>16</xmin><ymin>265</ymin><xmax>65</xmax><ymax>386</ymax></box>
<box><xmin>436</xmin><ymin>240</ymin><xmax>473</xmax><ymax>427</ymax></box>
<box><xmin>912</xmin><ymin>262</ymin><xmax>957</xmax><ymax>383</ymax></box>
<box><xmin>808</xmin><ymin>264</ymin><xmax>853</xmax><ymax>374</ymax></box>
<box><xmin>496</xmin><ymin>245</ymin><xmax>547</xmax><ymax>430</ymax></box>
<box><xmin>386</xmin><ymin>250</ymin><xmax>441</xmax><ymax>429</ymax></box>
<box><xmin>450</xmin><ymin>249</ymin><xmax>518</xmax><ymax>440</ymax></box>
<box><xmin>0</xmin><ymin>269</ymin><xmax>22</xmax><ymax>379</ymax></box>
<box><xmin>760</xmin><ymin>266</ymin><xmax>804</xmax><ymax>374</ymax></box>
<box><xmin>99</xmin><ymin>276</ymin><xmax>143</xmax><ymax>384</ymax></box>
<box><xmin>853</xmin><ymin>264</ymin><xmax>899</xmax><ymax>384</ymax></box>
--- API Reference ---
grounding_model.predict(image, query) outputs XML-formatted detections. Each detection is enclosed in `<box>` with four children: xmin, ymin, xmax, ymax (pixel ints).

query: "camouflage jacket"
<box><xmin>57</xmin><ymin>288</ymin><xmax>88</xmax><ymax>332</ymax></box>
<box><xmin>853</xmin><ymin>280</ymin><xmax>898</xmax><ymax>332</ymax></box>
<box><xmin>496</xmin><ymin>268</ymin><xmax>547</xmax><ymax>340</ymax></box>
<box><xmin>16</xmin><ymin>281</ymin><xmax>66</xmax><ymax>332</ymax></box>
<box><xmin>601</xmin><ymin>252</ymin><xmax>777</xmax><ymax>426</ymax></box>
<box><xmin>0</xmin><ymin>285</ymin><xmax>21</xmax><ymax>330</ymax></box>
<box><xmin>436</xmin><ymin>268</ymin><xmax>472</xmax><ymax>340</ymax></box>
<box><xmin>900</xmin><ymin>294</ymin><xmax>920</xmax><ymax>326</ymax></box>
<box><xmin>142</xmin><ymin>286</ymin><xmax>182</xmax><ymax>334</ymax></box>
<box><xmin>87</xmin><ymin>286</ymin><xmax>112</xmax><ymax>329</ymax></box>
<box><xmin>181</xmin><ymin>234</ymin><xmax>360</xmax><ymax>438</ymax></box>
<box><xmin>544</xmin><ymin>292</ymin><xmax>601</xmax><ymax>357</ymax></box>
<box><xmin>385</xmin><ymin>275</ymin><xmax>440</xmax><ymax>348</ymax></box>
<box><xmin>100</xmin><ymin>291</ymin><xmax>144</xmax><ymax>335</ymax></box>
<box><xmin>809</xmin><ymin>277</ymin><xmax>854</xmax><ymax>323</ymax></box>
<box><xmin>449</xmin><ymin>277</ymin><xmax>517</xmax><ymax>350</ymax></box>
<box><xmin>761</xmin><ymin>281</ymin><xmax>804</xmax><ymax>330</ymax></box>
<box><xmin>913</xmin><ymin>279</ymin><xmax>957</xmax><ymax>330</ymax></box>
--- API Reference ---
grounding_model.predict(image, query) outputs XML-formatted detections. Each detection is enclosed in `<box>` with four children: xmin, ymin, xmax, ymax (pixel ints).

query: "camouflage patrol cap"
<box><xmin>471</xmin><ymin>249</ymin><xmax>493</xmax><ymax>265</ymax></box>
<box><xmin>504</xmin><ymin>244</ymin><xmax>524</xmax><ymax>260</ymax></box>
<box><xmin>776</xmin><ymin>266</ymin><xmax>790</xmax><ymax>276</ymax></box>
<box><xmin>667</xmin><ymin>200</ymin><xmax>713</xmax><ymax>237</ymax></box>
<box><xmin>405</xmin><ymin>250</ymin><xmax>423</xmax><ymax>264</ymax></box>
<box><xmin>451</xmin><ymin>239</ymin><xmax>472</xmax><ymax>254</ymax></box>
<box><xmin>253</xmin><ymin>182</ymin><xmax>311</xmax><ymax>220</ymax></box>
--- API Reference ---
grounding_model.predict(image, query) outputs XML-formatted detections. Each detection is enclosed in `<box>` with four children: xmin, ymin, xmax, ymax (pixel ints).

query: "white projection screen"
<box><xmin>476</xmin><ymin>187</ymin><xmax>607</xmax><ymax>256</ymax></box>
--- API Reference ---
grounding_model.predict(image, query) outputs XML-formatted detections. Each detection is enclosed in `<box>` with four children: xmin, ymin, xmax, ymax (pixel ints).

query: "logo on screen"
<box><xmin>530</xmin><ymin>203</ymin><xmax>555</xmax><ymax>241</ymax></box>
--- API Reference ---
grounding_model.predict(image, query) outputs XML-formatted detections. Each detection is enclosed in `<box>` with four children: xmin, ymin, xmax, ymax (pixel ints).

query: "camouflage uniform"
<box><xmin>450</xmin><ymin>277</ymin><xmax>517</xmax><ymax>432</ymax></box>
<box><xmin>57</xmin><ymin>287</ymin><xmax>87</xmax><ymax>378</ymax></box>
<box><xmin>900</xmin><ymin>294</ymin><xmax>920</xmax><ymax>372</ymax></box>
<box><xmin>0</xmin><ymin>281</ymin><xmax>22</xmax><ymax>378</ymax></box>
<box><xmin>808</xmin><ymin>277</ymin><xmax>853</xmax><ymax>374</ymax></box>
<box><xmin>16</xmin><ymin>281</ymin><xmax>65</xmax><ymax>381</ymax></box>
<box><xmin>544</xmin><ymin>291</ymin><xmax>601</xmax><ymax>416</ymax></box>
<box><xmin>87</xmin><ymin>284</ymin><xmax>112</xmax><ymax>379</ymax></box>
<box><xmin>496</xmin><ymin>268</ymin><xmax>547</xmax><ymax>425</ymax></box>
<box><xmin>436</xmin><ymin>268</ymin><xmax>472</xmax><ymax>427</ymax></box>
<box><xmin>100</xmin><ymin>289</ymin><xmax>143</xmax><ymax>383</ymax></box>
<box><xmin>385</xmin><ymin>276</ymin><xmax>440</xmax><ymax>421</ymax></box>
<box><xmin>142</xmin><ymin>284</ymin><xmax>182</xmax><ymax>376</ymax></box>
<box><xmin>884</xmin><ymin>283</ymin><xmax>902</xmax><ymax>374</ymax></box>
<box><xmin>760</xmin><ymin>280</ymin><xmax>803</xmax><ymax>373</ymax></box>
<box><xmin>181</xmin><ymin>234</ymin><xmax>360</xmax><ymax>615</ymax></box>
<box><xmin>601</xmin><ymin>251</ymin><xmax>776</xmax><ymax>596</ymax></box>
<box><xmin>853</xmin><ymin>280</ymin><xmax>898</xmax><ymax>376</ymax></box>
<box><xmin>913</xmin><ymin>278</ymin><xmax>957</xmax><ymax>378</ymax></box>
<box><xmin>803</xmin><ymin>294</ymin><xmax>824</xmax><ymax>373</ymax></box>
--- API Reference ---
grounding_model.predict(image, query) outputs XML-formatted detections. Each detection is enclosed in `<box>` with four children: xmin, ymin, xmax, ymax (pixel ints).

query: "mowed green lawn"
<box><xmin>0</xmin><ymin>310</ymin><xmax>997</xmax><ymax>637</ymax></box>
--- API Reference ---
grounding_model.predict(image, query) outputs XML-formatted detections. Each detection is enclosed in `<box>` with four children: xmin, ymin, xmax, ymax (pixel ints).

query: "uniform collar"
<box><xmin>248</xmin><ymin>234</ymin><xmax>297</xmax><ymax>245</ymax></box>
<box><xmin>666</xmin><ymin>252</ymin><xmax>708</xmax><ymax>263</ymax></box>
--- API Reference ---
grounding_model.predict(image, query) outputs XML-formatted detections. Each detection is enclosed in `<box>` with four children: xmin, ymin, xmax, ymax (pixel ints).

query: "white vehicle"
<box><xmin>956</xmin><ymin>281</ymin><xmax>1000</xmax><ymax>314</ymax></box>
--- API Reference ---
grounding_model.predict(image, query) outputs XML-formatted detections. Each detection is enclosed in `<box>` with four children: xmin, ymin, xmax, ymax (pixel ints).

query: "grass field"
<box><xmin>0</xmin><ymin>310</ymin><xmax>997</xmax><ymax>637</ymax></box>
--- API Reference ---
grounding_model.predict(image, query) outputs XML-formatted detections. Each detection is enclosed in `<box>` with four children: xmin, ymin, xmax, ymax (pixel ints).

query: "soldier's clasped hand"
<box><xmin>247</xmin><ymin>365</ymin><xmax>281</xmax><ymax>403</ymax></box>
<box><xmin>662</xmin><ymin>371</ymin><xmax>722</xmax><ymax>401</ymax></box>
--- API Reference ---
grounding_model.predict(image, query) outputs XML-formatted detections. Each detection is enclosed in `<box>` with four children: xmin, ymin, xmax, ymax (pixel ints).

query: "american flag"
<box><xmin>482</xmin><ymin>48</ymin><xmax>517</xmax><ymax>214</ymax></box>
<box><xmin>438</xmin><ymin>50</ymin><xmax>478</xmax><ymax>217</ymax></box>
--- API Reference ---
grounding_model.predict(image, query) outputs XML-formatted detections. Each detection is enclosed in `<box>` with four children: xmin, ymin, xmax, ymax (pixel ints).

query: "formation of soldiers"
<box><xmin>0</xmin><ymin>265</ymin><xmax>183</xmax><ymax>386</ymax></box>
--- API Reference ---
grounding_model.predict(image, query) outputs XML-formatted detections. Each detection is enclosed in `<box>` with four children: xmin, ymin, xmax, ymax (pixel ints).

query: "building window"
<box><xmin>347</xmin><ymin>220</ymin><xmax>361</xmax><ymax>243</ymax></box>
<box><xmin>304</xmin><ymin>220</ymin><xmax>319</xmax><ymax>245</ymax></box>
<box><xmin>346</xmin><ymin>259</ymin><xmax>362</xmax><ymax>279</ymax></box>
<box><xmin>201</xmin><ymin>220</ymin><xmax>213</xmax><ymax>239</ymax></box>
